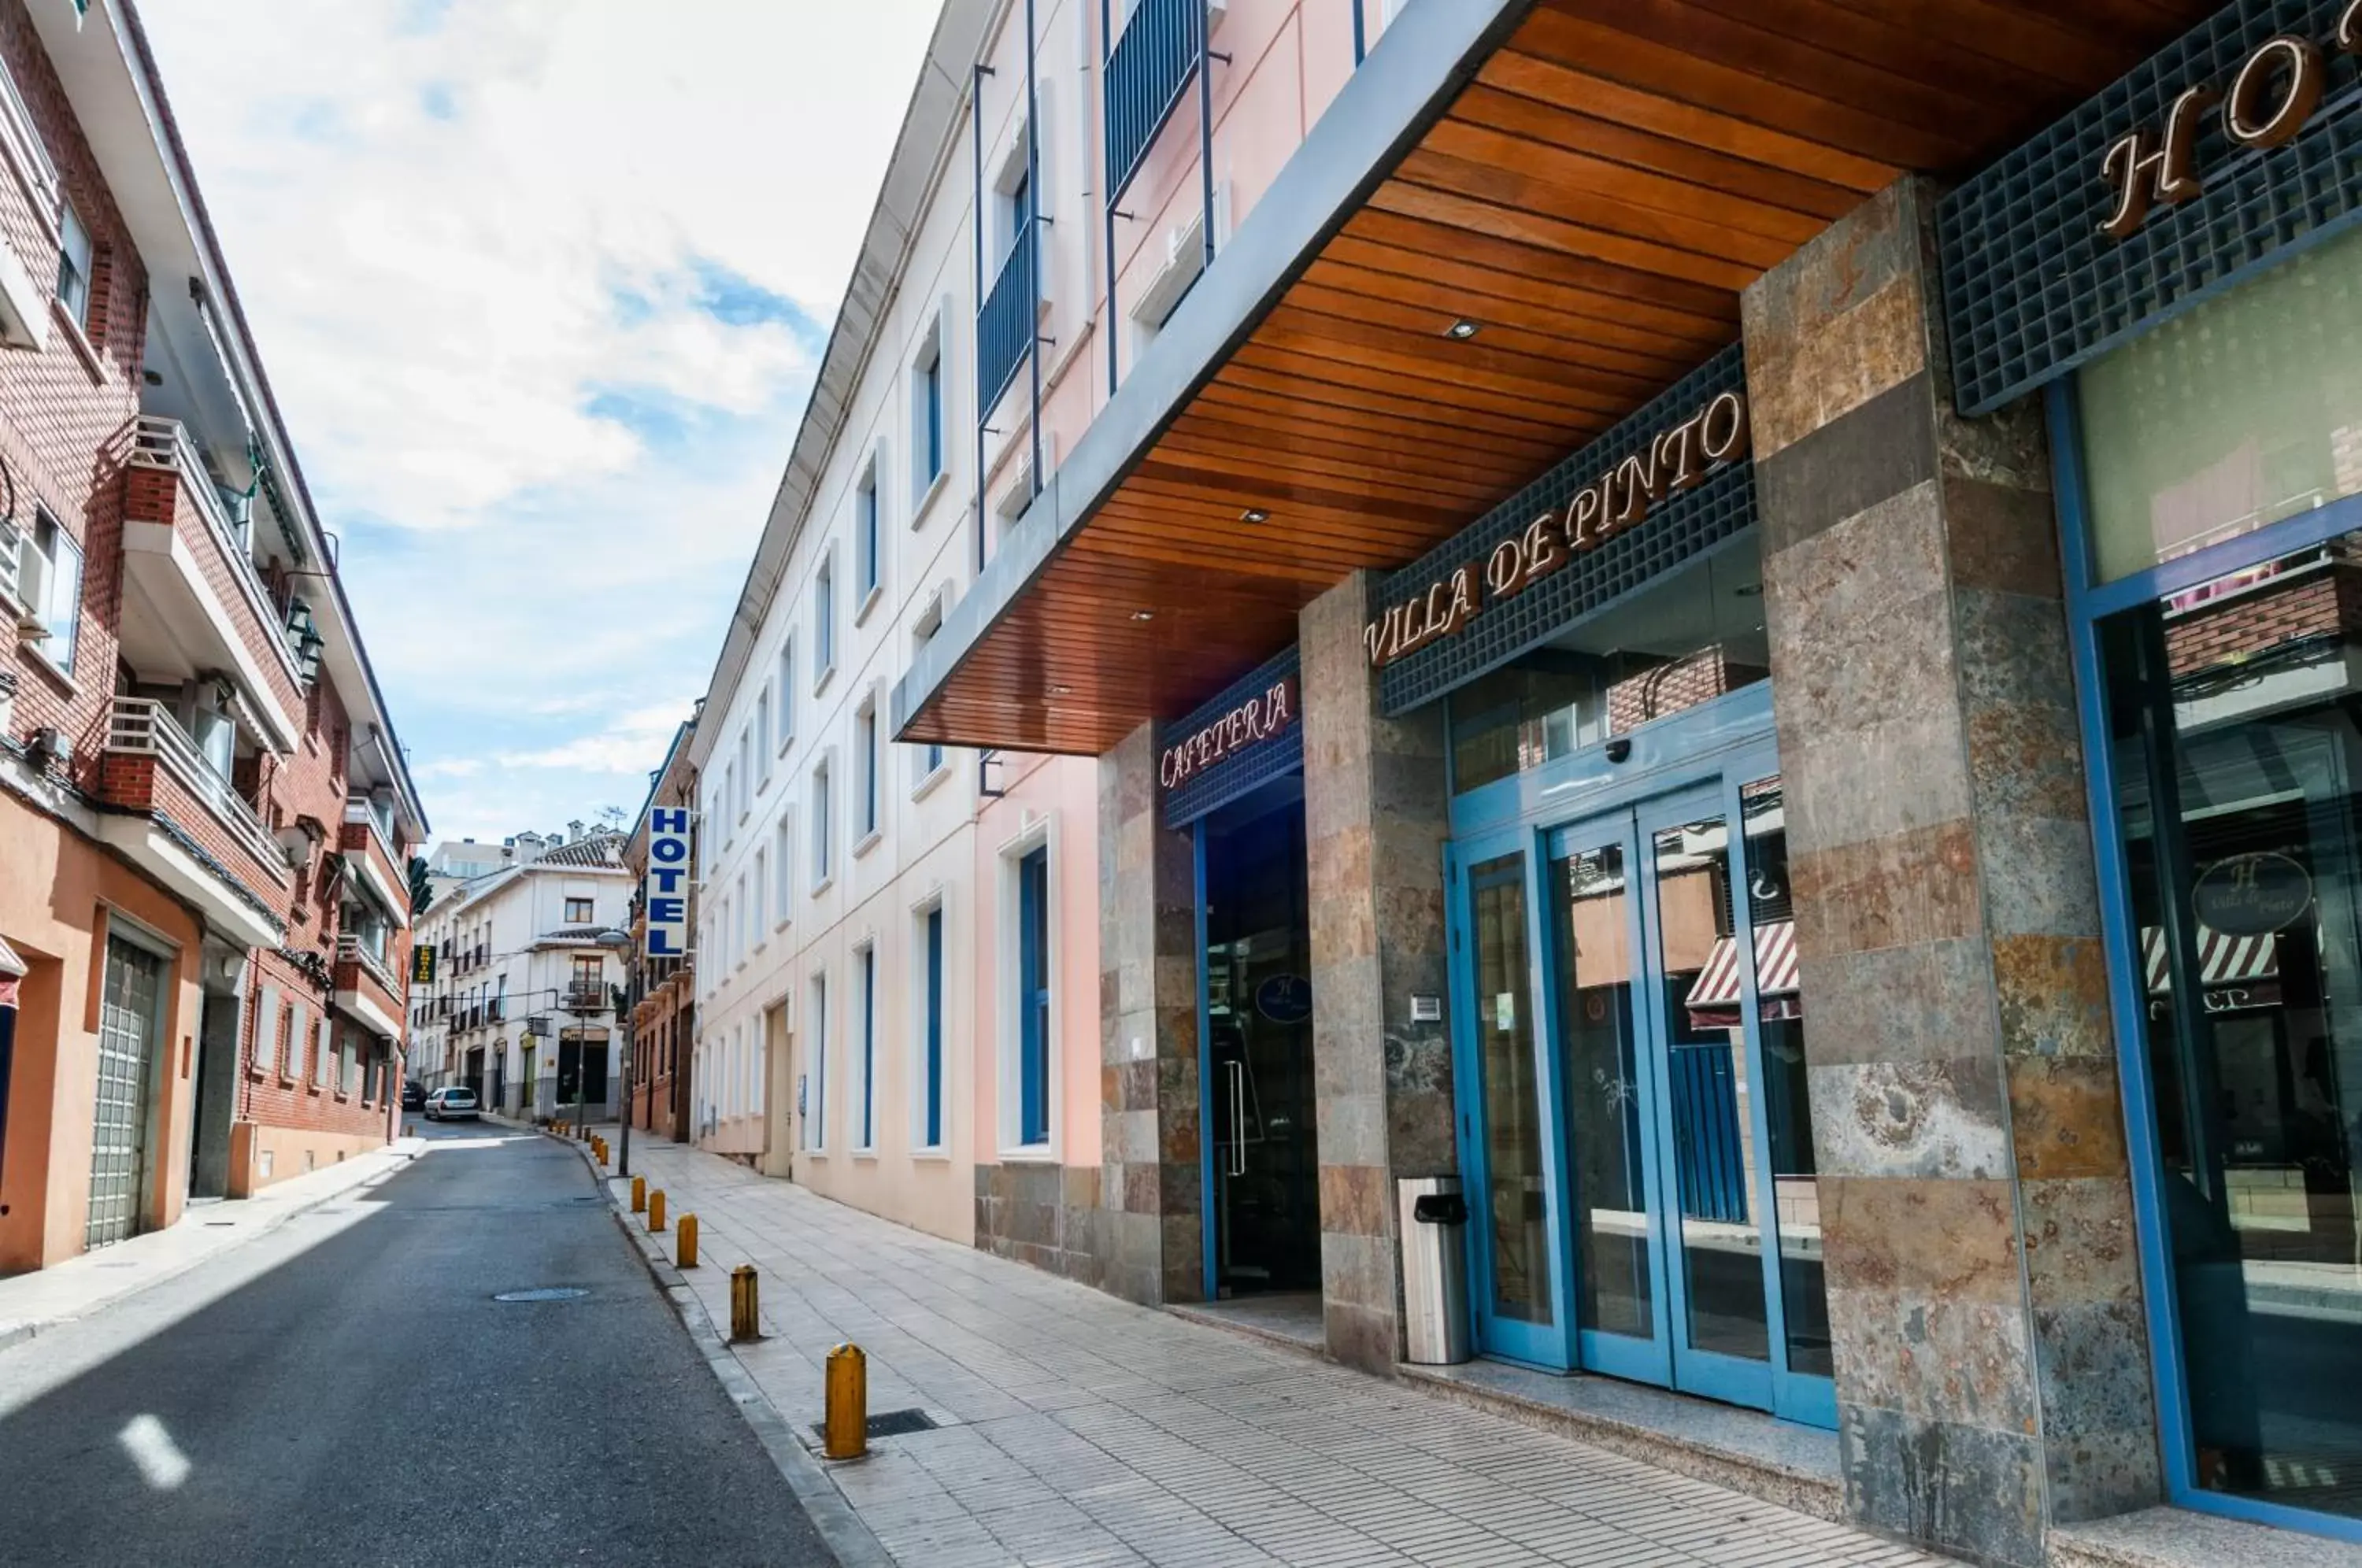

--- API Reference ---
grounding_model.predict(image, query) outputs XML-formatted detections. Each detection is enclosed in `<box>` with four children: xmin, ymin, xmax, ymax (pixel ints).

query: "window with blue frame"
<box><xmin>858</xmin><ymin>944</ymin><xmax>876</xmax><ymax>1148</ymax></box>
<box><xmin>857</xmin><ymin>701</ymin><xmax>879</xmax><ymax>838</ymax></box>
<box><xmin>1017</xmin><ymin>845</ymin><xmax>1050</xmax><ymax>1146</ymax></box>
<box><xmin>809</xmin><ymin>971</ymin><xmax>828</xmax><ymax>1151</ymax></box>
<box><xmin>1001</xmin><ymin>168</ymin><xmax>1031</xmax><ymax>268</ymax></box>
<box><xmin>916</xmin><ymin>330</ymin><xmax>944</xmax><ymax>490</ymax></box>
<box><xmin>2066</xmin><ymin>220</ymin><xmax>2362</xmax><ymax>1539</ymax></box>
<box><xmin>814</xmin><ymin>557</ymin><xmax>835</xmax><ymax>677</ymax></box>
<box><xmin>857</xmin><ymin>467</ymin><xmax>880</xmax><ymax>601</ymax></box>
<box><xmin>922</xmin><ymin>906</ymin><xmax>943</xmax><ymax>1148</ymax></box>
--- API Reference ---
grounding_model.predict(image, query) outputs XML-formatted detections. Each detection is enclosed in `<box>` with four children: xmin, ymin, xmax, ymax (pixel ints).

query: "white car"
<box><xmin>423</xmin><ymin>1086</ymin><xmax>479</xmax><ymax>1121</ymax></box>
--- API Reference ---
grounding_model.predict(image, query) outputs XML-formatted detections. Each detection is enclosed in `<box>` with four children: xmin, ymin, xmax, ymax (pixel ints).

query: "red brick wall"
<box><xmin>2166</xmin><ymin>564</ymin><xmax>2362</xmax><ymax>677</ymax></box>
<box><xmin>0</xmin><ymin>0</ymin><xmax>148</xmax><ymax>774</ymax></box>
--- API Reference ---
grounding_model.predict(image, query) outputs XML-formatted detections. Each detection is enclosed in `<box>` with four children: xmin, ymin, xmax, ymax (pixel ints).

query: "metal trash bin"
<box><xmin>1397</xmin><ymin>1175</ymin><xmax>1472</xmax><ymax>1365</ymax></box>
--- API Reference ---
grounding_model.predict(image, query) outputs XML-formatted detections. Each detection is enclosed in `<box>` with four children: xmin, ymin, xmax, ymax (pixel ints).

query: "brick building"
<box><xmin>624</xmin><ymin>716</ymin><xmax>696</xmax><ymax>1142</ymax></box>
<box><xmin>0</xmin><ymin>0</ymin><xmax>422</xmax><ymax>1272</ymax></box>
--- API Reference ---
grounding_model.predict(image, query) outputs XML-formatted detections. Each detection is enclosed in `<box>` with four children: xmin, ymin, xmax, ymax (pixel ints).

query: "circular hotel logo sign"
<box><xmin>2194</xmin><ymin>852</ymin><xmax>2312</xmax><ymax>936</ymax></box>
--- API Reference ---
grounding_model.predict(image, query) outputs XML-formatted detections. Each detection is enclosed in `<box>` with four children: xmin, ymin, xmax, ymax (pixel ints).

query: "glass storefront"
<box><xmin>1447</xmin><ymin>684</ymin><xmax>1833</xmax><ymax>1426</ymax></box>
<box><xmin>2073</xmin><ymin>213</ymin><xmax>2362</xmax><ymax>1539</ymax></box>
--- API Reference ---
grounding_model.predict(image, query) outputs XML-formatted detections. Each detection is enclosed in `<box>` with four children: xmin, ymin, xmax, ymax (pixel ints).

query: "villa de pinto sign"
<box><xmin>2100</xmin><ymin>2</ymin><xmax>2361</xmax><ymax>241</ymax></box>
<box><xmin>1364</xmin><ymin>390</ymin><xmax>1749</xmax><ymax>669</ymax></box>
<box><xmin>1160</xmin><ymin>674</ymin><xmax>1298</xmax><ymax>791</ymax></box>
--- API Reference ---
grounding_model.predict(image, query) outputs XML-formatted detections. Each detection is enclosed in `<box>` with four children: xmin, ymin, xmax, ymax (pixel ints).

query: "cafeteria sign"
<box><xmin>1364</xmin><ymin>391</ymin><xmax>1749</xmax><ymax>669</ymax></box>
<box><xmin>2193</xmin><ymin>852</ymin><xmax>2312</xmax><ymax>937</ymax></box>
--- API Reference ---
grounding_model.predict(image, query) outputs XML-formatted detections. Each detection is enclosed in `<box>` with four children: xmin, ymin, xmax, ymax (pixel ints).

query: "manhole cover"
<box><xmin>813</xmin><ymin>1409</ymin><xmax>938</xmax><ymax>1440</ymax></box>
<box><xmin>493</xmin><ymin>1287</ymin><xmax>588</xmax><ymax>1303</ymax></box>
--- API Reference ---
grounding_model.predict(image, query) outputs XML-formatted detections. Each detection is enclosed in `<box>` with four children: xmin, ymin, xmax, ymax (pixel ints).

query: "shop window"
<box><xmin>2079</xmin><ymin>223</ymin><xmax>2362</xmax><ymax>585</ymax></box>
<box><xmin>1446</xmin><ymin>545</ymin><xmax>1766</xmax><ymax>795</ymax></box>
<box><xmin>2092</xmin><ymin>524</ymin><xmax>2362</xmax><ymax>1525</ymax></box>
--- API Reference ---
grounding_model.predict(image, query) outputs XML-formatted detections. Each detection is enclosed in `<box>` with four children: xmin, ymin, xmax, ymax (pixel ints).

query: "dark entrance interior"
<box><xmin>1202</xmin><ymin>778</ymin><xmax>1320</xmax><ymax>1296</ymax></box>
<box><xmin>557</xmin><ymin>1037</ymin><xmax>609</xmax><ymax>1115</ymax></box>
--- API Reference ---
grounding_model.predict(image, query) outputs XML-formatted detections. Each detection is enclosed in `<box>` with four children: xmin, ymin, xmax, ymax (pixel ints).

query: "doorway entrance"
<box><xmin>1453</xmin><ymin>745</ymin><xmax>1833</xmax><ymax>1426</ymax></box>
<box><xmin>88</xmin><ymin>936</ymin><xmax>165</xmax><ymax>1249</ymax></box>
<box><xmin>1198</xmin><ymin>778</ymin><xmax>1320</xmax><ymax>1297</ymax></box>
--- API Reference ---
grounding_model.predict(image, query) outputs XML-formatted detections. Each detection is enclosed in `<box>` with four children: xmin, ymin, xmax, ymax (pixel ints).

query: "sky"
<box><xmin>140</xmin><ymin>0</ymin><xmax>944</xmax><ymax>847</ymax></box>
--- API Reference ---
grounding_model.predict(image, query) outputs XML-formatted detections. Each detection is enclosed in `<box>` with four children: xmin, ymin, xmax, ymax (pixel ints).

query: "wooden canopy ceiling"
<box><xmin>902</xmin><ymin>0</ymin><xmax>2220</xmax><ymax>756</ymax></box>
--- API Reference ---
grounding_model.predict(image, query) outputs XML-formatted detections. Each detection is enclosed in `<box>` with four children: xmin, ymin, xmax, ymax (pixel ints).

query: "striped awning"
<box><xmin>2141</xmin><ymin>926</ymin><xmax>2279</xmax><ymax>993</ymax></box>
<box><xmin>1686</xmin><ymin>920</ymin><xmax>1799</xmax><ymax>1027</ymax></box>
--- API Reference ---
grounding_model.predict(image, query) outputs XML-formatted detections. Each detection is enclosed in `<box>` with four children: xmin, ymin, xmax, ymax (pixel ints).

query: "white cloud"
<box><xmin>139</xmin><ymin>0</ymin><xmax>943</xmax><ymax>840</ymax></box>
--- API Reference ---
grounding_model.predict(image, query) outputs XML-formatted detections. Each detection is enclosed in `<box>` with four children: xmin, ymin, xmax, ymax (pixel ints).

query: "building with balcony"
<box><xmin>623</xmin><ymin>716</ymin><xmax>698</xmax><ymax>1143</ymax></box>
<box><xmin>846</xmin><ymin>0</ymin><xmax>2362</xmax><ymax>1562</ymax></box>
<box><xmin>0</xmin><ymin>0</ymin><xmax>424</xmax><ymax>1272</ymax></box>
<box><xmin>408</xmin><ymin>828</ymin><xmax>631</xmax><ymax>1121</ymax></box>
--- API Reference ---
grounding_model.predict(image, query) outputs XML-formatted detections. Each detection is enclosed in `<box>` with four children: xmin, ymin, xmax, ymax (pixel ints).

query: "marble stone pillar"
<box><xmin>1299</xmin><ymin>571</ymin><xmax>1457</xmax><ymax>1374</ymax></box>
<box><xmin>1747</xmin><ymin>177</ymin><xmax>2158</xmax><ymax>1567</ymax></box>
<box><xmin>1094</xmin><ymin>723</ymin><xmax>1204</xmax><ymax>1306</ymax></box>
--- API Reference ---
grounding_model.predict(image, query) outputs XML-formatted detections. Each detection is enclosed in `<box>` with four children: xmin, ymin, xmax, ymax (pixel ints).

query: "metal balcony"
<box><xmin>975</xmin><ymin>218</ymin><xmax>1038</xmax><ymax>420</ymax></box>
<box><xmin>1105</xmin><ymin>0</ymin><xmax>1205</xmax><ymax>198</ymax></box>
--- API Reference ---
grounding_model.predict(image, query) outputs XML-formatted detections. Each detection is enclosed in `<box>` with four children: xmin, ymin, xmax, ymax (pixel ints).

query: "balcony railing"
<box><xmin>1105</xmin><ymin>0</ymin><xmax>1205</xmax><ymax>198</ymax></box>
<box><xmin>976</xmin><ymin>217</ymin><xmax>1038</xmax><ymax>420</ymax></box>
<box><xmin>127</xmin><ymin>416</ymin><xmax>300</xmax><ymax>675</ymax></box>
<box><xmin>336</xmin><ymin>932</ymin><xmax>398</xmax><ymax>997</ymax></box>
<box><xmin>564</xmin><ymin>982</ymin><xmax>609</xmax><ymax>1013</ymax></box>
<box><xmin>106</xmin><ymin>697</ymin><xmax>286</xmax><ymax>881</ymax></box>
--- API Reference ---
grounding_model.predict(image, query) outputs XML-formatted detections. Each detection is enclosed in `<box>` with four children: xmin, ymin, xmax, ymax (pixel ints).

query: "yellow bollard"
<box><xmin>631</xmin><ymin>1174</ymin><xmax>646</xmax><ymax>1213</ymax></box>
<box><xmin>730</xmin><ymin>1264</ymin><xmax>761</xmax><ymax>1343</ymax></box>
<box><xmin>822</xmin><ymin>1343</ymin><xmax>867</xmax><ymax>1459</ymax></box>
<box><xmin>678</xmin><ymin>1213</ymin><xmax>698</xmax><ymax>1269</ymax></box>
<box><xmin>649</xmin><ymin>1189</ymin><xmax>667</xmax><ymax>1232</ymax></box>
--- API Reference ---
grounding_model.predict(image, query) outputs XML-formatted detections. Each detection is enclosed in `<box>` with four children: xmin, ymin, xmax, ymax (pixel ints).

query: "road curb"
<box><xmin>0</xmin><ymin>1137</ymin><xmax>424</xmax><ymax>1352</ymax></box>
<box><xmin>559</xmin><ymin>1133</ymin><xmax>895</xmax><ymax>1568</ymax></box>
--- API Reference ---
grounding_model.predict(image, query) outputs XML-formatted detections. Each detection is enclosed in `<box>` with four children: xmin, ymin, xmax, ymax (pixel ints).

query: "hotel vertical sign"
<box><xmin>646</xmin><ymin>808</ymin><xmax>694</xmax><ymax>959</ymax></box>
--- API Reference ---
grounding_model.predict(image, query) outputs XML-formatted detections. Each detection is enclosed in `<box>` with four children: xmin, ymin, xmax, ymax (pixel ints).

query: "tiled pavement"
<box><xmin>598</xmin><ymin>1133</ymin><xmax>1952</xmax><ymax>1568</ymax></box>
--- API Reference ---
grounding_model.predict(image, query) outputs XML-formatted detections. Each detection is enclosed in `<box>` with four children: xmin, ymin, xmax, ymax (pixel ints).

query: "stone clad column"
<box><xmin>1299</xmin><ymin>571</ymin><xmax>1456</xmax><ymax>1374</ymax></box>
<box><xmin>1094</xmin><ymin>724</ymin><xmax>1203</xmax><ymax>1305</ymax></box>
<box><xmin>1747</xmin><ymin>178</ymin><xmax>2157</xmax><ymax>1566</ymax></box>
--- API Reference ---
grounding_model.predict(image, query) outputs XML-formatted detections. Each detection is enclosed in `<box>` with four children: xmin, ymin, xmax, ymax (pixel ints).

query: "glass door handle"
<box><xmin>1227</xmin><ymin>1059</ymin><xmax>1248</xmax><ymax>1177</ymax></box>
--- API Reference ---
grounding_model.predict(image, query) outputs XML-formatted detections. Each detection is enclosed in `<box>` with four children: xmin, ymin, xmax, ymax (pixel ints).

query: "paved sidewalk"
<box><xmin>598</xmin><ymin>1131</ymin><xmax>1949</xmax><ymax>1568</ymax></box>
<box><xmin>0</xmin><ymin>1134</ymin><xmax>424</xmax><ymax>1349</ymax></box>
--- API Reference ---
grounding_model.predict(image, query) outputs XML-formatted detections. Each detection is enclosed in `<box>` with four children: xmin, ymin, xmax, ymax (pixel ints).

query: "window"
<box><xmin>571</xmin><ymin>954</ymin><xmax>602</xmax><ymax>999</ymax></box>
<box><xmin>339</xmin><ymin>1031</ymin><xmax>357</xmax><ymax>1096</ymax></box>
<box><xmin>1017</xmin><ymin>845</ymin><xmax>1050</xmax><ymax>1146</ymax></box>
<box><xmin>55</xmin><ymin>198</ymin><xmax>91</xmax><ymax>331</ymax></box>
<box><xmin>1001</xmin><ymin>167</ymin><xmax>1031</xmax><ymax>268</ymax></box>
<box><xmin>734</xmin><ymin>874</ymin><xmax>748</xmax><ymax>960</ymax></box>
<box><xmin>856</xmin><ymin>464</ymin><xmax>880</xmax><ymax>602</ymax></box>
<box><xmin>912</xmin><ymin>597</ymin><xmax>947</xmax><ymax>782</ymax></box>
<box><xmin>776</xmin><ymin>639</ymin><xmax>795</xmax><ymax>750</ymax></box>
<box><xmin>814</xmin><ymin>557</ymin><xmax>835</xmax><ymax>679</ymax></box>
<box><xmin>564</xmin><ymin>897</ymin><xmax>594</xmax><ymax>923</ymax></box>
<box><xmin>857</xmin><ymin>700</ymin><xmax>879</xmax><ymax>841</ymax></box>
<box><xmin>913</xmin><ymin>322</ymin><xmax>945</xmax><ymax>495</ymax></box>
<box><xmin>752</xmin><ymin>848</ymin><xmax>768</xmax><ymax>936</ymax></box>
<box><xmin>17</xmin><ymin>512</ymin><xmax>81</xmax><ymax>675</ymax></box>
<box><xmin>857</xmin><ymin>943</ymin><xmax>876</xmax><ymax>1149</ymax></box>
<box><xmin>920</xmin><ymin>905</ymin><xmax>943</xmax><ymax>1148</ymax></box>
<box><xmin>280</xmin><ymin>1000</ymin><xmax>300</xmax><ymax>1080</ymax></box>
<box><xmin>721</xmin><ymin>762</ymin><xmax>737</xmax><ymax>841</ymax></box>
<box><xmin>809</xmin><ymin>971</ymin><xmax>828</xmax><ymax>1151</ymax></box>
<box><xmin>313</xmin><ymin>1017</ymin><xmax>331</xmax><ymax>1088</ymax></box>
<box><xmin>811</xmin><ymin>758</ymin><xmax>832</xmax><ymax>887</ymax></box>
<box><xmin>757</xmin><ymin>686</ymin><xmax>773</xmax><ymax>779</ymax></box>
<box><xmin>736</xmin><ymin>731</ymin><xmax>752</xmax><ymax>819</ymax></box>
<box><xmin>773</xmin><ymin>817</ymin><xmax>793</xmax><ymax>922</ymax></box>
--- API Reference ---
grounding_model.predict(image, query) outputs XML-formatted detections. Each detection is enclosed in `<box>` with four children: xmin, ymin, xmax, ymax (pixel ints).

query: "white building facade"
<box><xmin>409</xmin><ymin>833</ymin><xmax>634</xmax><ymax>1119</ymax></box>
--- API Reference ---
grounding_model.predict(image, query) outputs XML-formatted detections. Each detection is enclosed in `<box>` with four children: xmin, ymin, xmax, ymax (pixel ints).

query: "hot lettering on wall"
<box><xmin>1363</xmin><ymin>392</ymin><xmax>1748</xmax><ymax>669</ymax></box>
<box><xmin>2100</xmin><ymin>0</ymin><xmax>2361</xmax><ymax>240</ymax></box>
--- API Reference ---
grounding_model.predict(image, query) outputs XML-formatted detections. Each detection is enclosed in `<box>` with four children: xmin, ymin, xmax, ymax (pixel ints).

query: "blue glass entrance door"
<box><xmin>1451</xmin><ymin>828</ymin><xmax>1573</xmax><ymax>1368</ymax></box>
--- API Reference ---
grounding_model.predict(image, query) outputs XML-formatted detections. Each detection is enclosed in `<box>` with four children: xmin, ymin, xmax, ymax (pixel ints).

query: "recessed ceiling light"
<box><xmin>1130</xmin><ymin>610</ymin><xmax>1155</xmax><ymax>622</ymax></box>
<box><xmin>1049</xmin><ymin>683</ymin><xmax>1072</xmax><ymax>695</ymax></box>
<box><xmin>1445</xmin><ymin>318</ymin><xmax>1480</xmax><ymax>340</ymax></box>
<box><xmin>1240</xmin><ymin>508</ymin><xmax>1270</xmax><ymax>524</ymax></box>
<box><xmin>1734</xmin><ymin>584</ymin><xmax>1763</xmax><ymax>598</ymax></box>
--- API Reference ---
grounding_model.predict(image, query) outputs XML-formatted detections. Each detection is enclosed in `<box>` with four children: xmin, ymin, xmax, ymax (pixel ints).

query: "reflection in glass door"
<box><xmin>1454</xmin><ymin>763</ymin><xmax>1835</xmax><ymax>1423</ymax></box>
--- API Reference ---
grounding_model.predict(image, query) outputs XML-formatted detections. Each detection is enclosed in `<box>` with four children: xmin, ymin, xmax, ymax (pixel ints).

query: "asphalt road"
<box><xmin>0</xmin><ymin>1122</ymin><xmax>835</xmax><ymax>1568</ymax></box>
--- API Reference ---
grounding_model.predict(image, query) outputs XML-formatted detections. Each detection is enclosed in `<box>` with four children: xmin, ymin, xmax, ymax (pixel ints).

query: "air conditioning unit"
<box><xmin>1130</xmin><ymin>183</ymin><xmax>1228</xmax><ymax>331</ymax></box>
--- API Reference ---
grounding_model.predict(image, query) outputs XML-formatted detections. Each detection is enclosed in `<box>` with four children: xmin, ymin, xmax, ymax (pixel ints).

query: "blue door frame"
<box><xmin>2050</xmin><ymin>377</ymin><xmax>2362</xmax><ymax>1547</ymax></box>
<box><xmin>1443</xmin><ymin>682</ymin><xmax>1835</xmax><ymax>1427</ymax></box>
